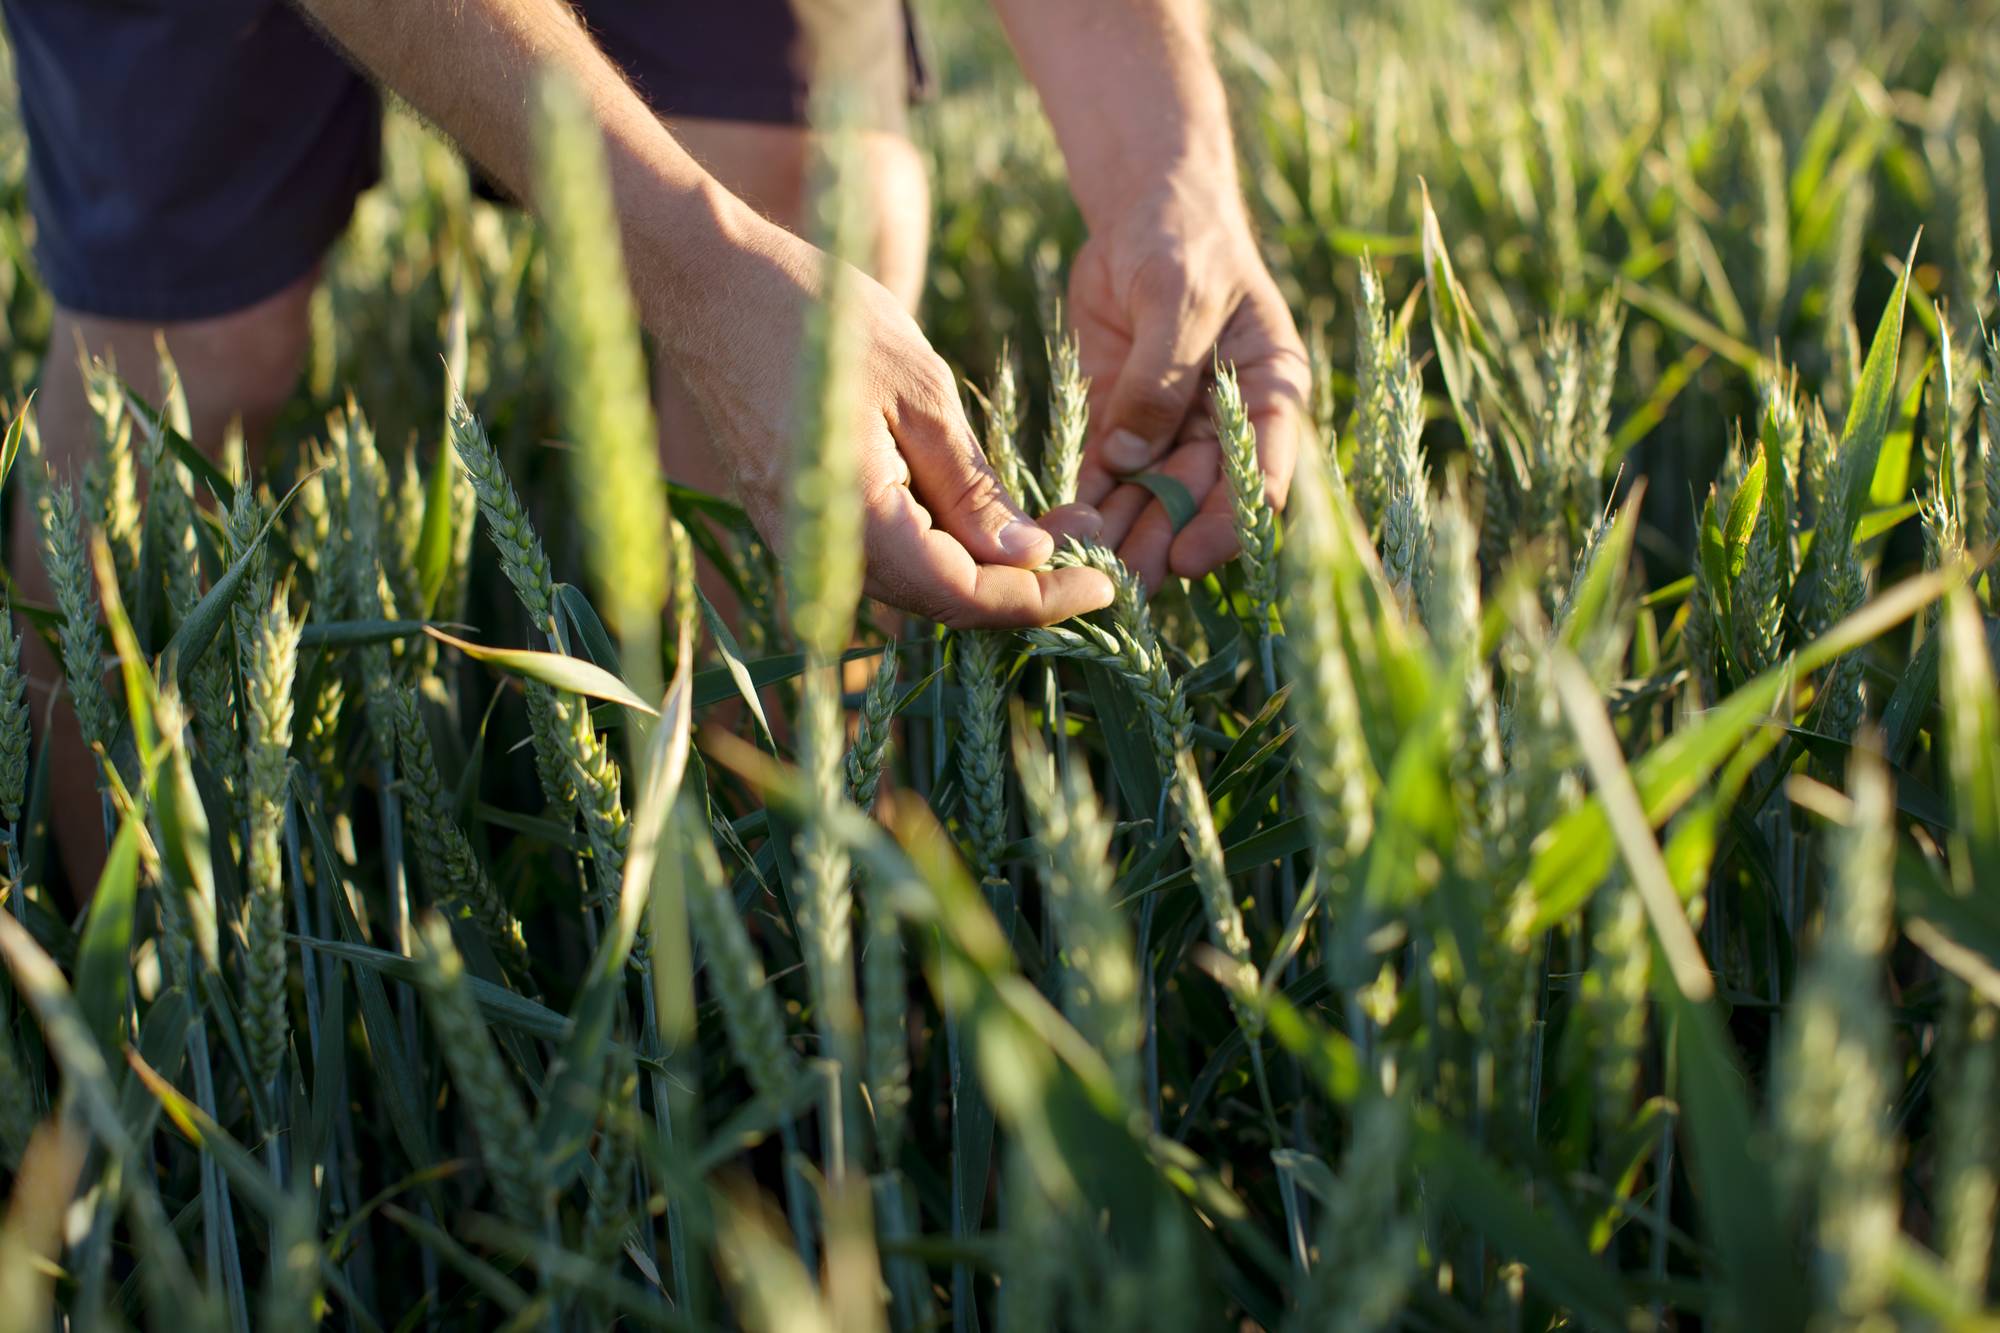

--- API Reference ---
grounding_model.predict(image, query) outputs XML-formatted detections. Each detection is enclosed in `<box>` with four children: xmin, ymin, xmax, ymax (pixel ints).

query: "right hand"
<box><xmin>667</xmin><ymin>210</ymin><xmax>1113</xmax><ymax>629</ymax></box>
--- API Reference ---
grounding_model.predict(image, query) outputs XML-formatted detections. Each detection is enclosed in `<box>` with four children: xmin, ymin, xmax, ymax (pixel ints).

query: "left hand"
<box><xmin>1054</xmin><ymin>177</ymin><xmax>1310</xmax><ymax>590</ymax></box>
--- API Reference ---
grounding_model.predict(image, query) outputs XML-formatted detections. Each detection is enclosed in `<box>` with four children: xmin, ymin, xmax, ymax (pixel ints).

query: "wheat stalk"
<box><xmin>392</xmin><ymin>685</ymin><xmax>530</xmax><ymax>977</ymax></box>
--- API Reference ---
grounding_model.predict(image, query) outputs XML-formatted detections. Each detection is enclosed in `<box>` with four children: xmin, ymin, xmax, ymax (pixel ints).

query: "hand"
<box><xmin>670</xmin><ymin>212</ymin><xmax>1113</xmax><ymax>628</ymax></box>
<box><xmin>1061</xmin><ymin>178</ymin><xmax>1309</xmax><ymax>591</ymax></box>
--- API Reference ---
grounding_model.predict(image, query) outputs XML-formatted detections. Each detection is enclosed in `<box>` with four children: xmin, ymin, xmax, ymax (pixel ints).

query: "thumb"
<box><xmin>1096</xmin><ymin>266</ymin><xmax>1222</xmax><ymax>474</ymax></box>
<box><xmin>890</xmin><ymin>377</ymin><xmax>1053</xmax><ymax>570</ymax></box>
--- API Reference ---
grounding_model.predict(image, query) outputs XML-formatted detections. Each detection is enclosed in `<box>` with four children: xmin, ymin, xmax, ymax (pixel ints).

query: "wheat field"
<box><xmin>1</xmin><ymin>1</ymin><xmax>1999</xmax><ymax>1329</ymax></box>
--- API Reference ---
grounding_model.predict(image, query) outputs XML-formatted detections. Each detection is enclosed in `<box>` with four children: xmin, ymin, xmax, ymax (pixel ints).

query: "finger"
<box><xmin>1224</xmin><ymin>285</ymin><xmax>1309</xmax><ymax>510</ymax></box>
<box><xmin>1093</xmin><ymin>261</ymin><xmax>1228</xmax><ymax>475</ymax></box>
<box><xmin>888</xmin><ymin>363</ymin><xmax>1052</xmax><ymax>569</ymax></box>
<box><xmin>1115</xmin><ymin>438</ymin><xmax>1220</xmax><ymax>591</ymax></box>
<box><xmin>1242</xmin><ymin>400</ymin><xmax>1301</xmax><ymax>510</ymax></box>
<box><xmin>1167</xmin><ymin>511</ymin><xmax>1243</xmax><ymax>581</ymax></box>
<box><xmin>1091</xmin><ymin>398</ymin><xmax>1221</xmax><ymax>547</ymax></box>
<box><xmin>1094</xmin><ymin>483</ymin><xmax>1153</xmax><ymax>551</ymax></box>
<box><xmin>1168</xmin><ymin>400</ymin><xmax>1300</xmax><ymax>579</ymax></box>
<box><xmin>864</xmin><ymin>484</ymin><xmax>1114</xmax><ymax>628</ymax></box>
<box><xmin>1077</xmin><ymin>456</ymin><xmax>1119</xmax><ymax>508</ymax></box>
<box><xmin>1170</xmin><ymin>408</ymin><xmax>1304</xmax><ymax>584</ymax></box>
<box><xmin>1039</xmin><ymin>502</ymin><xmax>1105</xmax><ymax>547</ymax></box>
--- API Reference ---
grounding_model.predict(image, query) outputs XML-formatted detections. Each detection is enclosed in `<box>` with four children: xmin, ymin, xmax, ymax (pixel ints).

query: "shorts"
<box><xmin>0</xmin><ymin>0</ymin><xmax>929</xmax><ymax>323</ymax></box>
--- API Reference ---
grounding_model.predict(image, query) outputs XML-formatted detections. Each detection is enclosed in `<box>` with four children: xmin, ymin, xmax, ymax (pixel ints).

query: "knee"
<box><xmin>167</xmin><ymin>271</ymin><xmax>317</xmax><ymax>444</ymax></box>
<box><xmin>52</xmin><ymin>269</ymin><xmax>315</xmax><ymax>453</ymax></box>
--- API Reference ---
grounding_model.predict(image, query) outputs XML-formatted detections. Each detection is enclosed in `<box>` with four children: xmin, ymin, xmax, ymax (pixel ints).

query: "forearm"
<box><xmin>989</xmin><ymin>0</ymin><xmax>1238</xmax><ymax>230</ymax></box>
<box><xmin>291</xmin><ymin>0</ymin><xmax>767</xmax><ymax>349</ymax></box>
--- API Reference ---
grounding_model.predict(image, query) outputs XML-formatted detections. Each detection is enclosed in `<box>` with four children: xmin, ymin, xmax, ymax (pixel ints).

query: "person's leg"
<box><xmin>3</xmin><ymin>0</ymin><xmax>377</xmax><ymax>892</ymax></box>
<box><xmin>14</xmin><ymin>281</ymin><xmax>318</xmax><ymax>894</ymax></box>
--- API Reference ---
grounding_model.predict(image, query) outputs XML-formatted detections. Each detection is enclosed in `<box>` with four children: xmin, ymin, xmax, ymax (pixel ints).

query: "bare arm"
<box><xmin>992</xmin><ymin>0</ymin><xmax>1307</xmax><ymax>589</ymax></box>
<box><xmin>292</xmin><ymin>0</ymin><xmax>1112</xmax><ymax>627</ymax></box>
<box><xmin>990</xmin><ymin>0</ymin><xmax>1234</xmax><ymax>231</ymax></box>
<box><xmin>295</xmin><ymin>0</ymin><xmax>729</xmax><ymax>348</ymax></box>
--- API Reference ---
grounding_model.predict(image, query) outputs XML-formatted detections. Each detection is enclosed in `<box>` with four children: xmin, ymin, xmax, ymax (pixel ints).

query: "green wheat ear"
<box><xmin>1040</xmin><ymin>324</ymin><xmax>1089</xmax><ymax>509</ymax></box>
<box><xmin>955</xmin><ymin>629</ymin><xmax>1010</xmax><ymax>882</ymax></box>
<box><xmin>1306</xmin><ymin>317</ymin><xmax>1338</xmax><ymax>465</ymax></box>
<box><xmin>1977</xmin><ymin>327</ymin><xmax>2000</xmax><ymax>555</ymax></box>
<box><xmin>861</xmin><ymin>879</ymin><xmax>910</xmax><ymax>1164</ymax></box>
<box><xmin>34</xmin><ymin>469</ymin><xmax>117</xmax><ymax>767</ymax></box>
<box><xmin>845</xmin><ymin>638</ymin><xmax>900</xmax><ymax>812</ymax></box>
<box><xmin>1013</xmin><ymin>717</ymin><xmax>1139</xmax><ymax>1105</ymax></box>
<box><xmin>239</xmin><ymin>585</ymin><xmax>302</xmax><ymax>1093</ymax></box>
<box><xmin>333</xmin><ymin>403</ymin><xmax>403</xmax><ymax>770</ymax></box>
<box><xmin>0</xmin><ymin>602</ymin><xmax>29</xmax><ymax>829</ymax></box>
<box><xmin>1776</xmin><ymin>743</ymin><xmax>1899</xmax><ymax>1322</ymax></box>
<box><xmin>1279</xmin><ymin>447</ymin><xmax>1375</xmax><ymax>944</ymax></box>
<box><xmin>1580</xmin><ymin>877</ymin><xmax>1648</xmax><ymax>1134</ymax></box>
<box><xmin>1349</xmin><ymin>257</ymin><xmax>1396</xmax><ymax>528</ymax></box>
<box><xmin>974</xmin><ymin>345</ymin><xmax>1031</xmax><ymax>511</ymax></box>
<box><xmin>448</xmin><ymin>386</ymin><xmax>557</xmax><ymax>632</ymax></box>
<box><xmin>0</xmin><ymin>1021</ymin><xmax>35</xmax><ymax>1169</ymax></box>
<box><xmin>392</xmin><ymin>683</ymin><xmax>530</xmax><ymax>978</ymax></box>
<box><xmin>80</xmin><ymin>358</ymin><xmax>141</xmax><ymax>613</ymax></box>
<box><xmin>533</xmin><ymin>72</ymin><xmax>669</xmax><ymax>649</ymax></box>
<box><xmin>1211</xmin><ymin>363</ymin><xmax>1277</xmax><ymax>629</ymax></box>
<box><xmin>411</xmin><ymin>912</ymin><xmax>544</xmax><ymax>1226</ymax></box>
<box><xmin>447</xmin><ymin>388</ymin><xmax>582</xmax><ymax>820</ymax></box>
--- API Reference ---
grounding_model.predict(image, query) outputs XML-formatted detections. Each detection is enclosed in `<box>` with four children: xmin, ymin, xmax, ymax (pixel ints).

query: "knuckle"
<box><xmin>1118</xmin><ymin>378</ymin><xmax>1189</xmax><ymax>436</ymax></box>
<box><xmin>1127</xmin><ymin>250</ymin><xmax>1193</xmax><ymax>310</ymax></box>
<box><xmin>948</xmin><ymin>465</ymin><xmax>1009</xmax><ymax>525</ymax></box>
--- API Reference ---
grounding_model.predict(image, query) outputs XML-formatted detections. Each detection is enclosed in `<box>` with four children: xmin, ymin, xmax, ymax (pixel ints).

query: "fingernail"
<box><xmin>997</xmin><ymin>519</ymin><xmax>1050</xmax><ymax>561</ymax></box>
<box><xmin>1062</xmin><ymin>505</ymin><xmax>1105</xmax><ymax>542</ymax></box>
<box><xmin>1103</xmin><ymin>429</ymin><xmax>1152</xmax><ymax>472</ymax></box>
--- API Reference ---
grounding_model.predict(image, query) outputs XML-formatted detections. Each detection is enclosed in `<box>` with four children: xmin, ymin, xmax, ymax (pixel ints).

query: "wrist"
<box><xmin>612</xmin><ymin>144</ymin><xmax>755</xmax><ymax>326</ymax></box>
<box><xmin>1069</xmin><ymin>103</ymin><xmax>1239</xmax><ymax>235</ymax></box>
<box><xmin>1016</xmin><ymin>3</ymin><xmax>1239</xmax><ymax>234</ymax></box>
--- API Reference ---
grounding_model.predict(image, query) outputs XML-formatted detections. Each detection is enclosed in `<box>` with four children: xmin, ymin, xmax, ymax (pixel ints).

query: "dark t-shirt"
<box><xmin>0</xmin><ymin>0</ymin><xmax>927</xmax><ymax>321</ymax></box>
